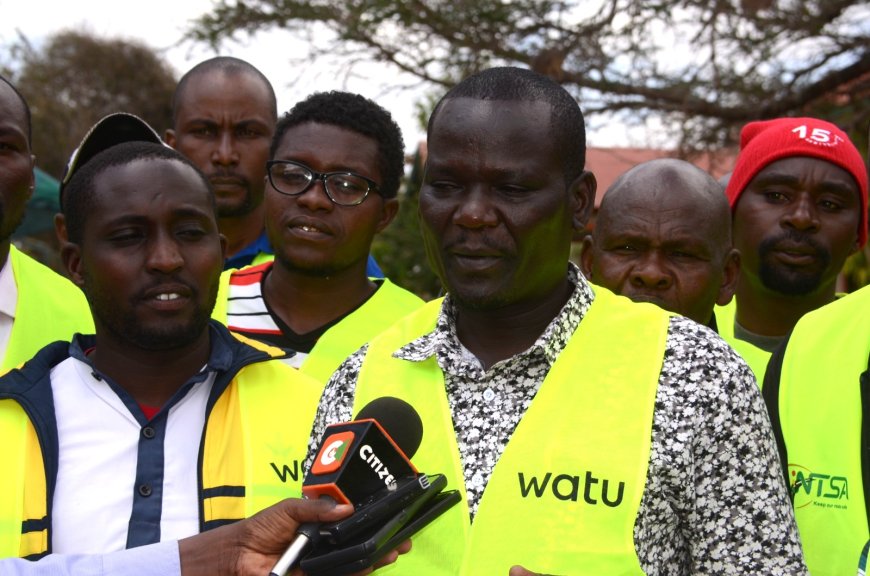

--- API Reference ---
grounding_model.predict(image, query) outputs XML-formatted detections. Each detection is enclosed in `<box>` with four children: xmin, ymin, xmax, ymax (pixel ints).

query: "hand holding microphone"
<box><xmin>270</xmin><ymin>397</ymin><xmax>459</xmax><ymax>576</ymax></box>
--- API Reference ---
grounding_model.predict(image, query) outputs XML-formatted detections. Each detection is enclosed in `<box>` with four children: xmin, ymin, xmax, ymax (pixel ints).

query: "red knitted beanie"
<box><xmin>725</xmin><ymin>117</ymin><xmax>869</xmax><ymax>247</ymax></box>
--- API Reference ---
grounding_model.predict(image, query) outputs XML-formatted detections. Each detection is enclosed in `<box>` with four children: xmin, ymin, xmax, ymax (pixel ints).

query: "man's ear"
<box><xmin>374</xmin><ymin>198</ymin><xmax>400</xmax><ymax>234</ymax></box>
<box><xmin>716</xmin><ymin>248</ymin><xmax>741</xmax><ymax>306</ymax></box>
<box><xmin>163</xmin><ymin>129</ymin><xmax>176</xmax><ymax>148</ymax></box>
<box><xmin>26</xmin><ymin>154</ymin><xmax>36</xmax><ymax>201</ymax></box>
<box><xmin>851</xmin><ymin>235</ymin><xmax>862</xmax><ymax>256</ymax></box>
<box><xmin>569</xmin><ymin>171</ymin><xmax>596</xmax><ymax>232</ymax></box>
<box><xmin>54</xmin><ymin>213</ymin><xmax>69</xmax><ymax>245</ymax></box>
<box><xmin>219</xmin><ymin>233</ymin><xmax>228</xmax><ymax>261</ymax></box>
<box><xmin>58</xmin><ymin>215</ymin><xmax>85</xmax><ymax>289</ymax></box>
<box><xmin>579</xmin><ymin>234</ymin><xmax>595</xmax><ymax>279</ymax></box>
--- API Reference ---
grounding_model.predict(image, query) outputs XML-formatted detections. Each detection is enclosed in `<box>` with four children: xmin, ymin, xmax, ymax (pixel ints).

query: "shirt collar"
<box><xmin>68</xmin><ymin>322</ymin><xmax>235</xmax><ymax>376</ymax></box>
<box><xmin>394</xmin><ymin>263</ymin><xmax>595</xmax><ymax>368</ymax></box>
<box><xmin>0</xmin><ymin>252</ymin><xmax>18</xmax><ymax>319</ymax></box>
<box><xmin>224</xmin><ymin>230</ymin><xmax>273</xmax><ymax>270</ymax></box>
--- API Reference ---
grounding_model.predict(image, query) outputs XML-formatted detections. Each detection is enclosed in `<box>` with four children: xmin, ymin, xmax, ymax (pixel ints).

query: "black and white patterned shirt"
<box><xmin>309</xmin><ymin>265</ymin><xmax>807</xmax><ymax>574</ymax></box>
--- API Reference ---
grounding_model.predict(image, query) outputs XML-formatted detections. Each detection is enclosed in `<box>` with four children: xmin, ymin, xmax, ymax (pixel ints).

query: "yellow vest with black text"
<box><xmin>0</xmin><ymin>349</ymin><xmax>319</xmax><ymax>559</ymax></box>
<box><xmin>213</xmin><ymin>267</ymin><xmax>425</xmax><ymax>383</ymax></box>
<box><xmin>715</xmin><ymin>300</ymin><xmax>770</xmax><ymax>386</ymax></box>
<box><xmin>776</xmin><ymin>287</ymin><xmax>870</xmax><ymax>576</ymax></box>
<box><xmin>354</xmin><ymin>287</ymin><xmax>670</xmax><ymax>575</ymax></box>
<box><xmin>2</xmin><ymin>246</ymin><xmax>93</xmax><ymax>372</ymax></box>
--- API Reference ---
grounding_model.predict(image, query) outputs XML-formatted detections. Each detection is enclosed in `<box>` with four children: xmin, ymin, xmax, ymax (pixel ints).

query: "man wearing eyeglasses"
<box><xmin>166</xmin><ymin>57</ymin><xmax>386</xmax><ymax>278</ymax></box>
<box><xmin>211</xmin><ymin>91</ymin><xmax>424</xmax><ymax>384</ymax></box>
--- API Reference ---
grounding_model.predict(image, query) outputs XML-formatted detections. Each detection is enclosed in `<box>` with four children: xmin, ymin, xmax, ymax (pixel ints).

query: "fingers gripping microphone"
<box><xmin>269</xmin><ymin>397</ymin><xmax>424</xmax><ymax>576</ymax></box>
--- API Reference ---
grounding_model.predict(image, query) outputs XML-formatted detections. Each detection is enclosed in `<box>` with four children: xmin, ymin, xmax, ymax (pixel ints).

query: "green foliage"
<box><xmin>371</xmin><ymin>149</ymin><xmax>443</xmax><ymax>300</ymax></box>
<box><xmin>7</xmin><ymin>31</ymin><xmax>177</xmax><ymax>179</ymax></box>
<box><xmin>842</xmin><ymin>248</ymin><xmax>870</xmax><ymax>293</ymax></box>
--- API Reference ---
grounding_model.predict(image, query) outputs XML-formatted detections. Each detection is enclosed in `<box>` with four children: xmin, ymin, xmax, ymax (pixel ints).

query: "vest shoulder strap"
<box><xmin>0</xmin><ymin>399</ymin><xmax>48</xmax><ymax>558</ymax></box>
<box><xmin>302</xmin><ymin>279</ymin><xmax>424</xmax><ymax>383</ymax></box>
<box><xmin>762</xmin><ymin>332</ymin><xmax>791</xmax><ymax>493</ymax></box>
<box><xmin>200</xmin><ymin>359</ymin><xmax>320</xmax><ymax>530</ymax></box>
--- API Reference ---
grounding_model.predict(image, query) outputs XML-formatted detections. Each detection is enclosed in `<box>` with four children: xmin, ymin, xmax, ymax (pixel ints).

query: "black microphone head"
<box><xmin>355</xmin><ymin>397</ymin><xmax>424</xmax><ymax>459</ymax></box>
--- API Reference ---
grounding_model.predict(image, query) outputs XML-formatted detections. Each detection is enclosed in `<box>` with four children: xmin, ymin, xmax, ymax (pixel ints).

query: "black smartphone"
<box><xmin>300</xmin><ymin>488</ymin><xmax>461</xmax><ymax>576</ymax></box>
<box><xmin>318</xmin><ymin>473</ymin><xmax>447</xmax><ymax>546</ymax></box>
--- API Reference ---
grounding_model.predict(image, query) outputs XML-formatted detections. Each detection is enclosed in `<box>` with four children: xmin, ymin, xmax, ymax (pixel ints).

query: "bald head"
<box><xmin>582</xmin><ymin>158</ymin><xmax>739</xmax><ymax>324</ymax></box>
<box><xmin>171</xmin><ymin>57</ymin><xmax>277</xmax><ymax>126</ymax></box>
<box><xmin>602</xmin><ymin>158</ymin><xmax>732</xmax><ymax>246</ymax></box>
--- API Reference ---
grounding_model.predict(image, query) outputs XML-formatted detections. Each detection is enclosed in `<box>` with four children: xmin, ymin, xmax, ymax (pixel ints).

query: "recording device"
<box><xmin>318</xmin><ymin>473</ymin><xmax>442</xmax><ymax>547</ymax></box>
<box><xmin>269</xmin><ymin>397</ymin><xmax>459</xmax><ymax>576</ymax></box>
<box><xmin>302</xmin><ymin>484</ymin><xmax>461</xmax><ymax>575</ymax></box>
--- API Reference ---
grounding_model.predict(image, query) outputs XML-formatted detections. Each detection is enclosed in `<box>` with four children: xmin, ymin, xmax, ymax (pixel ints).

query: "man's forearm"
<box><xmin>0</xmin><ymin>541</ymin><xmax>180</xmax><ymax>576</ymax></box>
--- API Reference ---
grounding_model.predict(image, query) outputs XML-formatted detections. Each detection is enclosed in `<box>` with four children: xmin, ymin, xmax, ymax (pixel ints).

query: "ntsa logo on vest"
<box><xmin>519</xmin><ymin>471</ymin><xmax>626</xmax><ymax>507</ymax></box>
<box><xmin>789</xmin><ymin>464</ymin><xmax>849</xmax><ymax>510</ymax></box>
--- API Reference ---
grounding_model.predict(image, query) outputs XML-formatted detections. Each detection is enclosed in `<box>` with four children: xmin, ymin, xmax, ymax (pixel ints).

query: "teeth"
<box><xmin>300</xmin><ymin>225</ymin><xmax>318</xmax><ymax>232</ymax></box>
<box><xmin>156</xmin><ymin>293</ymin><xmax>180</xmax><ymax>301</ymax></box>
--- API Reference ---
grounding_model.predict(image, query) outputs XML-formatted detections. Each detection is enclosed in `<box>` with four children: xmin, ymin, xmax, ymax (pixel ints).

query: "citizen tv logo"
<box><xmin>312</xmin><ymin>431</ymin><xmax>355</xmax><ymax>475</ymax></box>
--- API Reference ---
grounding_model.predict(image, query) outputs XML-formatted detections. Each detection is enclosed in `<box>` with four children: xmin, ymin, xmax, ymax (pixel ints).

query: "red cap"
<box><xmin>725</xmin><ymin>117</ymin><xmax>869</xmax><ymax>247</ymax></box>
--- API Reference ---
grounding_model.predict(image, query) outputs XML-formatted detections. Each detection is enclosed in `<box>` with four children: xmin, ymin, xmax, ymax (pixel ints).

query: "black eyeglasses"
<box><xmin>266</xmin><ymin>160</ymin><xmax>380</xmax><ymax>207</ymax></box>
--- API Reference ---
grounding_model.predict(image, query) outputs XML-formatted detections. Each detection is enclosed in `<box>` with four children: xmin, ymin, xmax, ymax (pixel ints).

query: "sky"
<box><xmin>1</xmin><ymin>0</ymin><xmax>653</xmax><ymax>151</ymax></box>
<box><xmin>0</xmin><ymin>0</ymin><xmax>433</xmax><ymax>147</ymax></box>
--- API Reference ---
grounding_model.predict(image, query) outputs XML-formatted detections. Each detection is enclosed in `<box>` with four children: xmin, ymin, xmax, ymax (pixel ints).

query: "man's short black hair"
<box><xmin>428</xmin><ymin>66</ymin><xmax>586</xmax><ymax>184</ymax></box>
<box><xmin>63</xmin><ymin>141</ymin><xmax>213</xmax><ymax>243</ymax></box>
<box><xmin>172</xmin><ymin>56</ymin><xmax>277</xmax><ymax>125</ymax></box>
<box><xmin>0</xmin><ymin>74</ymin><xmax>32</xmax><ymax>144</ymax></box>
<box><xmin>270</xmin><ymin>91</ymin><xmax>405</xmax><ymax>200</ymax></box>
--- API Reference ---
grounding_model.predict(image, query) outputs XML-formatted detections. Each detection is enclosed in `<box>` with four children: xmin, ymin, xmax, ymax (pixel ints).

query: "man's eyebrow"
<box><xmin>754</xmin><ymin>171</ymin><xmax>858</xmax><ymax>197</ymax></box>
<box><xmin>662</xmin><ymin>237</ymin><xmax>712</xmax><ymax>252</ymax></box>
<box><xmin>0</xmin><ymin>125</ymin><xmax>27</xmax><ymax>139</ymax></box>
<box><xmin>102</xmin><ymin>207</ymin><xmax>212</xmax><ymax>225</ymax></box>
<box><xmin>172</xmin><ymin>206</ymin><xmax>214</xmax><ymax>218</ymax></box>
<box><xmin>235</xmin><ymin>118</ymin><xmax>271</xmax><ymax>128</ymax></box>
<box><xmin>489</xmin><ymin>167</ymin><xmax>538</xmax><ymax>180</ymax></box>
<box><xmin>188</xmin><ymin>117</ymin><xmax>216</xmax><ymax>123</ymax></box>
<box><xmin>751</xmin><ymin>172</ymin><xmax>801</xmax><ymax>187</ymax></box>
<box><xmin>423</xmin><ymin>159</ymin><xmax>454</xmax><ymax>171</ymax></box>
<box><xmin>602</xmin><ymin>231</ymin><xmax>647</xmax><ymax>244</ymax></box>
<box><xmin>100</xmin><ymin>213</ymin><xmax>148</xmax><ymax>227</ymax></box>
<box><xmin>816</xmin><ymin>180</ymin><xmax>859</xmax><ymax>198</ymax></box>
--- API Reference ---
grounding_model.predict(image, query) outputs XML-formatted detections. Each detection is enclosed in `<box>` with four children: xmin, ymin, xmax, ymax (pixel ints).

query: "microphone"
<box><xmin>303</xmin><ymin>397</ymin><xmax>423</xmax><ymax>504</ymax></box>
<box><xmin>269</xmin><ymin>397</ymin><xmax>424</xmax><ymax>576</ymax></box>
<box><xmin>356</xmin><ymin>397</ymin><xmax>423</xmax><ymax>460</ymax></box>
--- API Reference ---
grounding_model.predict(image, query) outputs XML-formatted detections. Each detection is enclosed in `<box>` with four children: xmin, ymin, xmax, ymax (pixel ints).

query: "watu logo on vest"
<box><xmin>518</xmin><ymin>471</ymin><xmax>625</xmax><ymax>507</ymax></box>
<box><xmin>271</xmin><ymin>461</ymin><xmax>302</xmax><ymax>483</ymax></box>
<box><xmin>789</xmin><ymin>464</ymin><xmax>849</xmax><ymax>510</ymax></box>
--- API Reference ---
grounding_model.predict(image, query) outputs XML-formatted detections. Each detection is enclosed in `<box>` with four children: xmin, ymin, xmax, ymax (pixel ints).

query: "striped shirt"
<box><xmin>225</xmin><ymin>262</ymin><xmax>381</xmax><ymax>368</ymax></box>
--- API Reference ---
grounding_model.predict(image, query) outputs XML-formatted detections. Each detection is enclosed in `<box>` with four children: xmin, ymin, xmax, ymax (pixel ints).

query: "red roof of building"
<box><xmin>586</xmin><ymin>147</ymin><xmax>738</xmax><ymax>207</ymax></box>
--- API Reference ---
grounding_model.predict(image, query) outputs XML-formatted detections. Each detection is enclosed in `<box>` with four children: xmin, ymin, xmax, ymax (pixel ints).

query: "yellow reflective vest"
<box><xmin>765</xmin><ymin>286</ymin><xmax>870</xmax><ymax>576</ymax></box>
<box><xmin>715</xmin><ymin>300</ymin><xmax>770</xmax><ymax>386</ymax></box>
<box><xmin>213</xmin><ymin>263</ymin><xmax>424</xmax><ymax>384</ymax></box>
<box><xmin>0</xmin><ymin>323</ymin><xmax>320</xmax><ymax>559</ymax></box>
<box><xmin>353</xmin><ymin>286</ymin><xmax>670</xmax><ymax>574</ymax></box>
<box><xmin>2</xmin><ymin>246</ymin><xmax>93</xmax><ymax>372</ymax></box>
